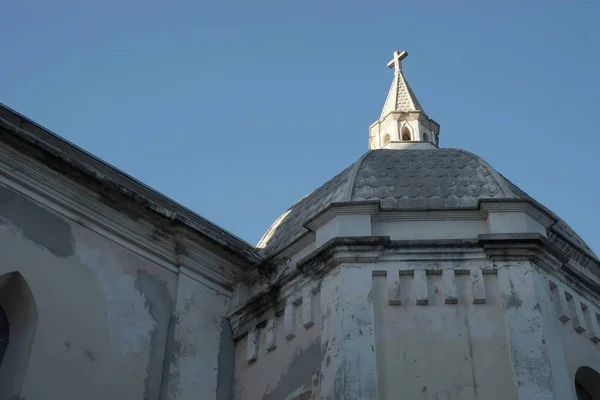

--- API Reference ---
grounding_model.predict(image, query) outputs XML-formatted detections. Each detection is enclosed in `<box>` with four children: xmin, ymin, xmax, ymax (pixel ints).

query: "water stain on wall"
<box><xmin>0</xmin><ymin>185</ymin><xmax>74</xmax><ymax>257</ymax></box>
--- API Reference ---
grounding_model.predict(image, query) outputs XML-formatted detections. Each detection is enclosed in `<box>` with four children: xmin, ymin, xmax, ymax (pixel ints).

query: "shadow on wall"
<box><xmin>575</xmin><ymin>367</ymin><xmax>600</xmax><ymax>400</ymax></box>
<box><xmin>576</xmin><ymin>366</ymin><xmax>600</xmax><ymax>400</ymax></box>
<box><xmin>0</xmin><ymin>272</ymin><xmax>37</xmax><ymax>399</ymax></box>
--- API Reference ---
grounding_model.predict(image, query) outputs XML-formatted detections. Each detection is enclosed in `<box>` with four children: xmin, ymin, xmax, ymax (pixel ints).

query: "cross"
<box><xmin>387</xmin><ymin>50</ymin><xmax>408</xmax><ymax>73</ymax></box>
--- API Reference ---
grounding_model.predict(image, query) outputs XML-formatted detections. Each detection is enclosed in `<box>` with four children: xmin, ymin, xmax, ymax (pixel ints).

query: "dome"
<box><xmin>258</xmin><ymin>50</ymin><xmax>596</xmax><ymax>263</ymax></box>
<box><xmin>258</xmin><ymin>149</ymin><xmax>598</xmax><ymax>262</ymax></box>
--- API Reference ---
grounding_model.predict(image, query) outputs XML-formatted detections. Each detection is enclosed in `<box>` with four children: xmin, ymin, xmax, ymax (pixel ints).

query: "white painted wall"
<box><xmin>372</xmin><ymin>219</ymin><xmax>488</xmax><ymax>240</ymax></box>
<box><xmin>162</xmin><ymin>271</ymin><xmax>234</xmax><ymax>400</ymax></box>
<box><xmin>233</xmin><ymin>290</ymin><xmax>321</xmax><ymax>400</ymax></box>
<box><xmin>372</xmin><ymin>264</ymin><xmax>516</xmax><ymax>400</ymax></box>
<box><xmin>316</xmin><ymin>215</ymin><xmax>371</xmax><ymax>248</ymax></box>
<box><xmin>0</xmin><ymin>182</ymin><xmax>235</xmax><ymax>400</ymax></box>
<box><xmin>0</xmin><ymin>195</ymin><xmax>175</xmax><ymax>399</ymax></box>
<box><xmin>487</xmin><ymin>212</ymin><xmax>546</xmax><ymax>236</ymax></box>
<box><xmin>534</xmin><ymin>268</ymin><xmax>600</xmax><ymax>400</ymax></box>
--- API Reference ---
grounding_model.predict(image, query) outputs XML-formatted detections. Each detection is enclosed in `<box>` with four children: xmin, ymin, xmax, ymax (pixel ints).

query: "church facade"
<box><xmin>0</xmin><ymin>51</ymin><xmax>598</xmax><ymax>400</ymax></box>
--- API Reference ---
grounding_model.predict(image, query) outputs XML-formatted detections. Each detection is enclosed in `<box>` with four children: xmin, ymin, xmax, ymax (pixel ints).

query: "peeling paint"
<box><xmin>261</xmin><ymin>341</ymin><xmax>321</xmax><ymax>400</ymax></box>
<box><xmin>216</xmin><ymin>318</ymin><xmax>235</xmax><ymax>400</ymax></box>
<box><xmin>83</xmin><ymin>349</ymin><xmax>96</xmax><ymax>362</ymax></box>
<box><xmin>135</xmin><ymin>270</ymin><xmax>172</xmax><ymax>400</ymax></box>
<box><xmin>0</xmin><ymin>185</ymin><xmax>74</xmax><ymax>257</ymax></box>
<box><xmin>160</xmin><ymin>314</ymin><xmax>181</xmax><ymax>400</ymax></box>
<box><xmin>504</xmin><ymin>276</ymin><xmax>524</xmax><ymax>309</ymax></box>
<box><xmin>75</xmin><ymin>242</ymin><xmax>156</xmax><ymax>355</ymax></box>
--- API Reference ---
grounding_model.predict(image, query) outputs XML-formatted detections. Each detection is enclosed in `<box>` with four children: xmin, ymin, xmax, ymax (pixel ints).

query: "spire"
<box><xmin>369</xmin><ymin>50</ymin><xmax>440</xmax><ymax>150</ymax></box>
<box><xmin>380</xmin><ymin>50</ymin><xmax>424</xmax><ymax>118</ymax></box>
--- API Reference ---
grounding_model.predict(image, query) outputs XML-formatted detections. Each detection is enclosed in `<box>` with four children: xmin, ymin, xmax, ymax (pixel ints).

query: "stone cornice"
<box><xmin>0</xmin><ymin>104</ymin><xmax>261</xmax><ymax>266</ymax></box>
<box><xmin>228</xmin><ymin>269</ymin><xmax>318</xmax><ymax>340</ymax></box>
<box><xmin>479</xmin><ymin>199</ymin><xmax>556</xmax><ymax>228</ymax></box>
<box><xmin>478</xmin><ymin>232</ymin><xmax>600</xmax><ymax>298</ymax></box>
<box><xmin>303</xmin><ymin>202</ymin><xmax>380</xmax><ymax>232</ymax></box>
<box><xmin>478</xmin><ymin>233</ymin><xmax>568</xmax><ymax>270</ymax></box>
<box><xmin>298</xmin><ymin>236</ymin><xmax>391</xmax><ymax>278</ymax></box>
<box><xmin>0</xmin><ymin>106</ymin><xmax>260</xmax><ymax>289</ymax></box>
<box><xmin>232</xmin><ymin>233</ymin><xmax>600</xmax><ymax>341</ymax></box>
<box><xmin>260</xmin><ymin>197</ymin><xmax>599</xmax><ymax>292</ymax></box>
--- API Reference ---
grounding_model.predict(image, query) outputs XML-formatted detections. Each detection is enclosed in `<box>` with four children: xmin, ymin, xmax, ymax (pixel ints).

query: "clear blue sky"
<box><xmin>2</xmin><ymin>1</ymin><xmax>599</xmax><ymax>253</ymax></box>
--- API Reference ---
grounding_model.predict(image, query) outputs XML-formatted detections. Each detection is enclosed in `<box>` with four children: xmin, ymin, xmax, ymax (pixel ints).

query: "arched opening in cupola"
<box><xmin>401</xmin><ymin>127</ymin><xmax>411</xmax><ymax>141</ymax></box>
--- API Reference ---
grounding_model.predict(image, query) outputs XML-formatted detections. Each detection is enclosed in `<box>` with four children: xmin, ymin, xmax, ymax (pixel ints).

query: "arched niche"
<box><xmin>383</xmin><ymin>133</ymin><xmax>391</xmax><ymax>145</ymax></box>
<box><xmin>423</xmin><ymin>132</ymin><xmax>429</xmax><ymax>142</ymax></box>
<box><xmin>401</xmin><ymin>126</ymin><xmax>411</xmax><ymax>141</ymax></box>
<box><xmin>575</xmin><ymin>366</ymin><xmax>600</xmax><ymax>400</ymax></box>
<box><xmin>0</xmin><ymin>272</ymin><xmax>38</xmax><ymax>399</ymax></box>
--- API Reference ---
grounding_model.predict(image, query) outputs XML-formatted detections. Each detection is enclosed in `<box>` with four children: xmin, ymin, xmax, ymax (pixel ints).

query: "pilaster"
<box><xmin>320</xmin><ymin>266</ymin><xmax>378</xmax><ymax>399</ymax></box>
<box><xmin>498</xmin><ymin>263</ymin><xmax>554</xmax><ymax>400</ymax></box>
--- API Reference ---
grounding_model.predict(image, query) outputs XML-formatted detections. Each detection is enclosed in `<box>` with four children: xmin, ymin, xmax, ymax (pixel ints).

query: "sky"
<box><xmin>1</xmin><ymin>1</ymin><xmax>599</xmax><ymax>254</ymax></box>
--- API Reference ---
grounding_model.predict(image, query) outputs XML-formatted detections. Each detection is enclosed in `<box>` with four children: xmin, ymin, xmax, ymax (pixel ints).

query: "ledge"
<box><xmin>0</xmin><ymin>103</ymin><xmax>261</xmax><ymax>267</ymax></box>
<box><xmin>478</xmin><ymin>233</ymin><xmax>569</xmax><ymax>269</ymax></box>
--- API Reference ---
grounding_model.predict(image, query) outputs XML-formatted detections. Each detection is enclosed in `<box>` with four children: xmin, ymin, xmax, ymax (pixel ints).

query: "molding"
<box><xmin>304</xmin><ymin>202</ymin><xmax>379</xmax><ymax>231</ymax></box>
<box><xmin>0</xmin><ymin>123</ymin><xmax>251</xmax><ymax>289</ymax></box>
<box><xmin>260</xmin><ymin>199</ymin><xmax>600</xmax><ymax>300</ymax></box>
<box><xmin>179</xmin><ymin>266</ymin><xmax>234</xmax><ymax>297</ymax></box>
<box><xmin>228</xmin><ymin>271</ymin><xmax>318</xmax><ymax>340</ymax></box>
<box><xmin>478</xmin><ymin>233</ymin><xmax>568</xmax><ymax>270</ymax></box>
<box><xmin>0</xmin><ymin>107</ymin><xmax>261</xmax><ymax>265</ymax></box>
<box><xmin>298</xmin><ymin>236</ymin><xmax>391</xmax><ymax>278</ymax></box>
<box><xmin>230</xmin><ymin>234</ymin><xmax>599</xmax><ymax>342</ymax></box>
<box><xmin>372</xmin><ymin>208</ymin><xmax>484</xmax><ymax>222</ymax></box>
<box><xmin>547</xmin><ymin>231</ymin><xmax>596</xmax><ymax>269</ymax></box>
<box><xmin>479</xmin><ymin>199</ymin><xmax>556</xmax><ymax>228</ymax></box>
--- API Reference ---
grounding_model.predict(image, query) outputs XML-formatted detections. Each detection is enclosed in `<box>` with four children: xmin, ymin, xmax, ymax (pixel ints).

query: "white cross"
<box><xmin>387</xmin><ymin>50</ymin><xmax>408</xmax><ymax>73</ymax></box>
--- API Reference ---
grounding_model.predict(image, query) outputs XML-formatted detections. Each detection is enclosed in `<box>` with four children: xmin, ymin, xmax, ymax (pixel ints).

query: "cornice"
<box><xmin>0</xmin><ymin>106</ymin><xmax>261</xmax><ymax>265</ymax></box>
<box><xmin>298</xmin><ymin>236</ymin><xmax>391</xmax><ymax>278</ymax></box>
<box><xmin>260</xmin><ymin>198</ymin><xmax>599</xmax><ymax>288</ymax></box>
<box><xmin>478</xmin><ymin>233</ymin><xmax>600</xmax><ymax>299</ymax></box>
<box><xmin>303</xmin><ymin>202</ymin><xmax>380</xmax><ymax>231</ymax></box>
<box><xmin>478</xmin><ymin>233</ymin><xmax>568</xmax><ymax>270</ymax></box>
<box><xmin>372</xmin><ymin>208</ymin><xmax>484</xmax><ymax>222</ymax></box>
<box><xmin>479</xmin><ymin>199</ymin><xmax>556</xmax><ymax>228</ymax></box>
<box><xmin>232</xmin><ymin>233</ymin><xmax>600</xmax><ymax>341</ymax></box>
<box><xmin>0</xmin><ymin>123</ymin><xmax>251</xmax><ymax>290</ymax></box>
<box><xmin>228</xmin><ymin>270</ymin><xmax>318</xmax><ymax>340</ymax></box>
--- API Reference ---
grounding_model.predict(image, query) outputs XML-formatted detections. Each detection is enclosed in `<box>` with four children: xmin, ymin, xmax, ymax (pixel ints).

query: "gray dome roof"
<box><xmin>258</xmin><ymin>149</ymin><xmax>597</xmax><ymax>262</ymax></box>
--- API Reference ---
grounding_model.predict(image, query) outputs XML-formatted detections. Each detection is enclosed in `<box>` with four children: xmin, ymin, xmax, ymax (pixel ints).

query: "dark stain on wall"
<box><xmin>216</xmin><ymin>318</ymin><xmax>235</xmax><ymax>400</ymax></box>
<box><xmin>160</xmin><ymin>314</ymin><xmax>181</xmax><ymax>400</ymax></box>
<box><xmin>504</xmin><ymin>276</ymin><xmax>523</xmax><ymax>309</ymax></box>
<box><xmin>83</xmin><ymin>349</ymin><xmax>96</xmax><ymax>362</ymax></box>
<box><xmin>0</xmin><ymin>185</ymin><xmax>74</xmax><ymax>257</ymax></box>
<box><xmin>261</xmin><ymin>341</ymin><xmax>322</xmax><ymax>400</ymax></box>
<box><xmin>135</xmin><ymin>270</ymin><xmax>173</xmax><ymax>400</ymax></box>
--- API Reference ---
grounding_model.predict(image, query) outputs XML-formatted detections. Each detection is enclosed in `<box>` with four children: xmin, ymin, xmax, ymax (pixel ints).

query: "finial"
<box><xmin>387</xmin><ymin>50</ymin><xmax>408</xmax><ymax>73</ymax></box>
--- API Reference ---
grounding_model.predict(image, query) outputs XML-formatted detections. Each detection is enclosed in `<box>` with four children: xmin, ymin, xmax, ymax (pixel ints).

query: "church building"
<box><xmin>0</xmin><ymin>50</ymin><xmax>598</xmax><ymax>400</ymax></box>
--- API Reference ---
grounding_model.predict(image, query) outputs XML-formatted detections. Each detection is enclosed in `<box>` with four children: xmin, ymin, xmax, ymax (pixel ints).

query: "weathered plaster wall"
<box><xmin>372</xmin><ymin>263</ymin><xmax>516</xmax><ymax>400</ymax></box>
<box><xmin>534</xmin><ymin>267</ymin><xmax>600</xmax><ymax>399</ymax></box>
<box><xmin>497</xmin><ymin>262</ymin><xmax>558</xmax><ymax>400</ymax></box>
<box><xmin>233</xmin><ymin>290</ymin><xmax>321</xmax><ymax>400</ymax></box>
<box><xmin>161</xmin><ymin>271</ymin><xmax>233</xmax><ymax>400</ymax></box>
<box><xmin>320</xmin><ymin>266</ymin><xmax>378</xmax><ymax>400</ymax></box>
<box><xmin>372</xmin><ymin>219</ymin><xmax>488</xmax><ymax>240</ymax></box>
<box><xmin>0</xmin><ymin>273</ymin><xmax>37</xmax><ymax>399</ymax></box>
<box><xmin>0</xmin><ymin>182</ymin><xmax>177</xmax><ymax>399</ymax></box>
